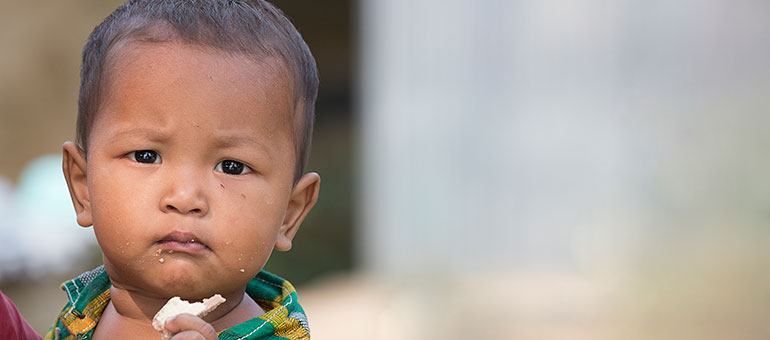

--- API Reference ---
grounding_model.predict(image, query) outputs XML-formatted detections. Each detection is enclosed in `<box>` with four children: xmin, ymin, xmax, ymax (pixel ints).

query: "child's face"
<box><xmin>63</xmin><ymin>42</ymin><xmax>319</xmax><ymax>299</ymax></box>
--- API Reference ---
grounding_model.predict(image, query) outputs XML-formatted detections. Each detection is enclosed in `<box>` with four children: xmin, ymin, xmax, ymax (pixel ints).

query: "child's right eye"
<box><xmin>127</xmin><ymin>150</ymin><xmax>161</xmax><ymax>164</ymax></box>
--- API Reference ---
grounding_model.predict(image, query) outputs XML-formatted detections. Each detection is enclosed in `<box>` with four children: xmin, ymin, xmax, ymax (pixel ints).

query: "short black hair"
<box><xmin>77</xmin><ymin>0</ymin><xmax>319</xmax><ymax>181</ymax></box>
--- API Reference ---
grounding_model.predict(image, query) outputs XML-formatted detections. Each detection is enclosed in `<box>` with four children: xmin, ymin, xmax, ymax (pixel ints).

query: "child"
<box><xmin>48</xmin><ymin>0</ymin><xmax>320</xmax><ymax>339</ymax></box>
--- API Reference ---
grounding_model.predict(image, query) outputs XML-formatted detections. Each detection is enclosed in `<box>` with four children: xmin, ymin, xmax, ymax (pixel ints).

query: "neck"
<box><xmin>108</xmin><ymin>283</ymin><xmax>265</xmax><ymax>332</ymax></box>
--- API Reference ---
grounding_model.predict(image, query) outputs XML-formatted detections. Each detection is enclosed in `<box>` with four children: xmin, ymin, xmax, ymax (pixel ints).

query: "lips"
<box><xmin>156</xmin><ymin>231</ymin><xmax>210</xmax><ymax>254</ymax></box>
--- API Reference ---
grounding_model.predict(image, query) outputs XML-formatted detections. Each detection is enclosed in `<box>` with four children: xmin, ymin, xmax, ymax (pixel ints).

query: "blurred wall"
<box><xmin>359</xmin><ymin>0</ymin><xmax>770</xmax><ymax>275</ymax></box>
<box><xmin>0</xmin><ymin>1</ymin><xmax>124</xmax><ymax>182</ymax></box>
<box><xmin>358</xmin><ymin>0</ymin><xmax>770</xmax><ymax>338</ymax></box>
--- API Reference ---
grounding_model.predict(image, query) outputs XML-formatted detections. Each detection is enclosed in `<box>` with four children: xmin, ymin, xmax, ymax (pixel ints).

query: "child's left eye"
<box><xmin>215</xmin><ymin>160</ymin><xmax>252</xmax><ymax>175</ymax></box>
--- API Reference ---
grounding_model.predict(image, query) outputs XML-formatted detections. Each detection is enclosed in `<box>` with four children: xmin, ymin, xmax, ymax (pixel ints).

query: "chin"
<box><xmin>153</xmin><ymin>267</ymin><xmax>212</xmax><ymax>295</ymax></box>
<box><xmin>107</xmin><ymin>260</ymin><xmax>214</xmax><ymax>299</ymax></box>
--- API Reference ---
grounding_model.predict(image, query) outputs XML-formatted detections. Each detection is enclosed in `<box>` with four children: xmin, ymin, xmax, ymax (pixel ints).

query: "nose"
<box><xmin>159</xmin><ymin>170</ymin><xmax>209</xmax><ymax>216</ymax></box>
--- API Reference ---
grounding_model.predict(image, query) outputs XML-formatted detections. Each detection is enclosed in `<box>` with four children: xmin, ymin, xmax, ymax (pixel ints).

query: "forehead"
<box><xmin>90</xmin><ymin>42</ymin><xmax>296</xmax><ymax>159</ymax></box>
<box><xmin>96</xmin><ymin>41</ymin><xmax>295</xmax><ymax>133</ymax></box>
<box><xmin>105</xmin><ymin>41</ymin><xmax>291</xmax><ymax>102</ymax></box>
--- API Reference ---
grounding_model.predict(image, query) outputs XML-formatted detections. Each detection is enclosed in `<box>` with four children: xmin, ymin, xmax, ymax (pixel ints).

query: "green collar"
<box><xmin>48</xmin><ymin>266</ymin><xmax>309</xmax><ymax>340</ymax></box>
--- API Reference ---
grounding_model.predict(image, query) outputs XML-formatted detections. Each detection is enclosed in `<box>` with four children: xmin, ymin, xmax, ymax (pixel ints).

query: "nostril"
<box><xmin>161</xmin><ymin>194</ymin><xmax>206</xmax><ymax>215</ymax></box>
<box><xmin>165</xmin><ymin>204</ymin><xmax>202</xmax><ymax>214</ymax></box>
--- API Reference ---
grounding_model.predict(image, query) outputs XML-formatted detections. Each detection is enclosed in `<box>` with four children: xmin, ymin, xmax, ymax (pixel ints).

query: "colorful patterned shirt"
<box><xmin>44</xmin><ymin>266</ymin><xmax>310</xmax><ymax>340</ymax></box>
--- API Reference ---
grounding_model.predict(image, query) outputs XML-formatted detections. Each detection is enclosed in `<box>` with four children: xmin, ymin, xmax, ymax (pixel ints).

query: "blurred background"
<box><xmin>1</xmin><ymin>0</ymin><xmax>769</xmax><ymax>339</ymax></box>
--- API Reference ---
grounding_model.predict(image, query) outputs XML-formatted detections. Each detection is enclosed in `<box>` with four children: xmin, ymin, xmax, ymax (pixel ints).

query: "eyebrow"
<box><xmin>108</xmin><ymin>127</ymin><xmax>170</xmax><ymax>142</ymax></box>
<box><xmin>106</xmin><ymin>127</ymin><xmax>273</xmax><ymax>158</ymax></box>
<box><xmin>213</xmin><ymin>135</ymin><xmax>273</xmax><ymax>159</ymax></box>
<box><xmin>214</xmin><ymin>135</ymin><xmax>260</xmax><ymax>147</ymax></box>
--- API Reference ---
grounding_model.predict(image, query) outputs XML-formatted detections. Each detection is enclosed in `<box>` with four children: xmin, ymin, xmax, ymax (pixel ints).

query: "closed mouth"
<box><xmin>156</xmin><ymin>231</ymin><xmax>210</xmax><ymax>253</ymax></box>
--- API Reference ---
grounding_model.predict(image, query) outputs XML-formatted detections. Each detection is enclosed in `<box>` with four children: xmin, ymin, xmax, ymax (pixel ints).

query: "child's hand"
<box><xmin>164</xmin><ymin>313</ymin><xmax>218</xmax><ymax>340</ymax></box>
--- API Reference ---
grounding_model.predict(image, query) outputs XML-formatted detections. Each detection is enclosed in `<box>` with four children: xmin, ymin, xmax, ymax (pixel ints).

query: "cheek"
<box><xmin>217</xmin><ymin>191</ymin><xmax>285</xmax><ymax>261</ymax></box>
<box><xmin>221</xmin><ymin>207</ymin><xmax>281</xmax><ymax>246</ymax></box>
<box><xmin>222</xmin><ymin>183</ymin><xmax>287</xmax><ymax>227</ymax></box>
<box><xmin>91</xmin><ymin>174</ymin><xmax>147</xmax><ymax>222</ymax></box>
<box><xmin>219</xmin><ymin>223</ymin><xmax>276</xmax><ymax>273</ymax></box>
<box><xmin>89</xmin><ymin>168</ymin><xmax>157</xmax><ymax>247</ymax></box>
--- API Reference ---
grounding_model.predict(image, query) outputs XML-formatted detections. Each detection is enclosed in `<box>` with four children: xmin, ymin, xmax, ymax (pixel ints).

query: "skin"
<box><xmin>62</xmin><ymin>41</ymin><xmax>320</xmax><ymax>339</ymax></box>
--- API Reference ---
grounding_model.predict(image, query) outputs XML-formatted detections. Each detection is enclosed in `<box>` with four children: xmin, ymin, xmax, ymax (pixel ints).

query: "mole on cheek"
<box><xmin>241</xmin><ymin>194</ymin><xmax>246</xmax><ymax>199</ymax></box>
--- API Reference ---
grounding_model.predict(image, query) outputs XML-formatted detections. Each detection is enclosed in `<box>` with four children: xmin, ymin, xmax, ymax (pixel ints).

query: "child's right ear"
<box><xmin>62</xmin><ymin>142</ymin><xmax>93</xmax><ymax>227</ymax></box>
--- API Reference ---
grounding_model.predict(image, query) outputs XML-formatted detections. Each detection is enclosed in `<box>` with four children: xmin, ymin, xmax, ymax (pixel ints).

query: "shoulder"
<box><xmin>216</xmin><ymin>271</ymin><xmax>310</xmax><ymax>339</ymax></box>
<box><xmin>44</xmin><ymin>266</ymin><xmax>112</xmax><ymax>340</ymax></box>
<box><xmin>0</xmin><ymin>291</ymin><xmax>42</xmax><ymax>340</ymax></box>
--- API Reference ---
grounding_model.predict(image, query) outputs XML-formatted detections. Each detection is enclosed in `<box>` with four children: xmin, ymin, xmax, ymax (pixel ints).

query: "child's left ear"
<box><xmin>275</xmin><ymin>172</ymin><xmax>320</xmax><ymax>251</ymax></box>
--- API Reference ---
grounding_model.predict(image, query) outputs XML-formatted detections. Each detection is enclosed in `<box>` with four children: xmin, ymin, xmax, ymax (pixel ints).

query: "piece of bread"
<box><xmin>152</xmin><ymin>294</ymin><xmax>226</xmax><ymax>339</ymax></box>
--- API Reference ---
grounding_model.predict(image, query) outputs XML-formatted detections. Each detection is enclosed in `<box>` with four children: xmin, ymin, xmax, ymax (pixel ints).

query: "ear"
<box><xmin>274</xmin><ymin>172</ymin><xmax>320</xmax><ymax>251</ymax></box>
<box><xmin>62</xmin><ymin>141</ymin><xmax>93</xmax><ymax>227</ymax></box>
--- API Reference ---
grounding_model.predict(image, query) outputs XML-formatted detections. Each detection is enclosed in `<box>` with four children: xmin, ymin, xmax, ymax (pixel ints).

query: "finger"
<box><xmin>169</xmin><ymin>330</ymin><xmax>207</xmax><ymax>340</ymax></box>
<box><xmin>165</xmin><ymin>313</ymin><xmax>218</xmax><ymax>340</ymax></box>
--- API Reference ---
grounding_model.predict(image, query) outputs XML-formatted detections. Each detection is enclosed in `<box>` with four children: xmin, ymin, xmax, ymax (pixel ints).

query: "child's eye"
<box><xmin>215</xmin><ymin>160</ymin><xmax>252</xmax><ymax>175</ymax></box>
<box><xmin>128</xmin><ymin>150</ymin><xmax>161</xmax><ymax>164</ymax></box>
